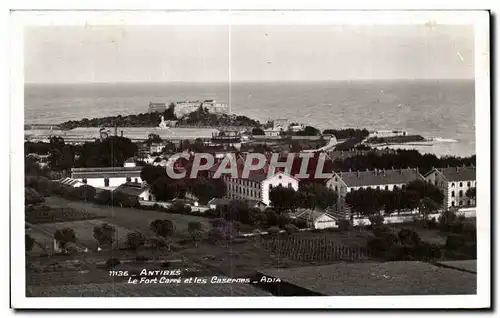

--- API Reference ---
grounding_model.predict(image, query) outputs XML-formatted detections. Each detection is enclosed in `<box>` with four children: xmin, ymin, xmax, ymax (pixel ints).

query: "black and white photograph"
<box><xmin>9</xmin><ymin>9</ymin><xmax>490</xmax><ymax>309</ymax></box>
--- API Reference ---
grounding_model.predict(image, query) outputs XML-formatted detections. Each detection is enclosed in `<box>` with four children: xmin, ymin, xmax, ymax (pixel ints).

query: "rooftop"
<box><xmin>289</xmin><ymin>208</ymin><xmax>336</xmax><ymax>221</ymax></box>
<box><xmin>335</xmin><ymin>168</ymin><xmax>424</xmax><ymax>187</ymax></box>
<box><xmin>433</xmin><ymin>166</ymin><xmax>476</xmax><ymax>182</ymax></box>
<box><xmin>113</xmin><ymin>182</ymin><xmax>148</xmax><ymax>197</ymax></box>
<box><xmin>71</xmin><ymin>167</ymin><xmax>143</xmax><ymax>179</ymax></box>
<box><xmin>258</xmin><ymin>261</ymin><xmax>476</xmax><ymax>296</ymax></box>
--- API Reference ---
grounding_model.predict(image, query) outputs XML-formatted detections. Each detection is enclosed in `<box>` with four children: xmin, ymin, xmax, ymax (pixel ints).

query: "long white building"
<box><xmin>326</xmin><ymin>168</ymin><xmax>425</xmax><ymax>200</ymax></box>
<box><xmin>70</xmin><ymin>167</ymin><xmax>143</xmax><ymax>189</ymax></box>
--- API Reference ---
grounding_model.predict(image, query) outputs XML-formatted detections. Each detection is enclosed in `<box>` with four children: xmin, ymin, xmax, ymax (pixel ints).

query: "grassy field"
<box><xmin>45</xmin><ymin>196</ymin><xmax>212</xmax><ymax>235</ymax></box>
<box><xmin>36</xmin><ymin>219</ymin><xmax>133</xmax><ymax>248</ymax></box>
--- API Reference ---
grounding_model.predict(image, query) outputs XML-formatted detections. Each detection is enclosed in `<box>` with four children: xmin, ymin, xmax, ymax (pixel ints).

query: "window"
<box><xmin>459</xmin><ymin>200</ymin><xmax>463</xmax><ymax>206</ymax></box>
<box><xmin>468</xmin><ymin>200</ymin><xmax>471</xmax><ymax>206</ymax></box>
<box><xmin>467</xmin><ymin>181</ymin><xmax>471</xmax><ymax>187</ymax></box>
<box><xmin>278</xmin><ymin>175</ymin><xmax>282</xmax><ymax>179</ymax></box>
<box><xmin>334</xmin><ymin>177</ymin><xmax>337</xmax><ymax>182</ymax></box>
<box><xmin>385</xmin><ymin>185</ymin><xmax>389</xmax><ymax>190</ymax></box>
<box><xmin>126</xmin><ymin>176</ymin><xmax>131</xmax><ymax>182</ymax></box>
<box><xmin>335</xmin><ymin>186</ymin><xmax>338</xmax><ymax>192</ymax></box>
<box><xmin>82</xmin><ymin>178</ymin><xmax>87</xmax><ymax>184</ymax></box>
<box><xmin>134</xmin><ymin>178</ymin><xmax>138</xmax><ymax>183</ymax></box>
<box><xmin>451</xmin><ymin>201</ymin><xmax>455</xmax><ymax>207</ymax></box>
<box><xmin>435</xmin><ymin>180</ymin><xmax>438</xmax><ymax>186</ymax></box>
<box><xmin>288</xmin><ymin>183</ymin><xmax>292</xmax><ymax>188</ymax></box>
<box><xmin>376</xmin><ymin>186</ymin><xmax>380</xmax><ymax>190</ymax></box>
<box><xmin>104</xmin><ymin>178</ymin><xmax>110</xmax><ymax>187</ymax></box>
<box><xmin>451</xmin><ymin>183</ymin><xmax>455</xmax><ymax>187</ymax></box>
<box><xmin>459</xmin><ymin>182</ymin><xmax>463</xmax><ymax>187</ymax></box>
<box><xmin>459</xmin><ymin>190</ymin><xmax>463</xmax><ymax>197</ymax></box>
<box><xmin>451</xmin><ymin>191</ymin><xmax>455</xmax><ymax>197</ymax></box>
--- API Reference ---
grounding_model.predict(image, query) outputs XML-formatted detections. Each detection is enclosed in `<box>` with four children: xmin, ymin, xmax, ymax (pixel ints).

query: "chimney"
<box><xmin>121</xmin><ymin>130</ymin><xmax>123</xmax><ymax>137</ymax></box>
<box><xmin>356</xmin><ymin>171</ymin><xmax>360</xmax><ymax>177</ymax></box>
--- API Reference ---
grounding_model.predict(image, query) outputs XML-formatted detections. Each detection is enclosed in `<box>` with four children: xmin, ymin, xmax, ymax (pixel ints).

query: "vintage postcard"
<box><xmin>10</xmin><ymin>9</ymin><xmax>490</xmax><ymax>309</ymax></box>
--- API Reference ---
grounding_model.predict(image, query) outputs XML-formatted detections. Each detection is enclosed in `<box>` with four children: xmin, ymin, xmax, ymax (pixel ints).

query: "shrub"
<box><xmin>369</xmin><ymin>214</ymin><xmax>384</xmax><ymax>227</ymax></box>
<box><xmin>267</xmin><ymin>227</ymin><xmax>281</xmax><ymax>237</ymax></box>
<box><xmin>126</xmin><ymin>231</ymin><xmax>146</xmax><ymax>250</ymax></box>
<box><xmin>367</xmin><ymin>237</ymin><xmax>386</xmax><ymax>254</ymax></box>
<box><xmin>25</xmin><ymin>234</ymin><xmax>35</xmax><ymax>252</ymax></box>
<box><xmin>94</xmin><ymin>190</ymin><xmax>112</xmax><ymax>205</ymax></box>
<box><xmin>135</xmin><ymin>255</ymin><xmax>149</xmax><ymax>262</ymax></box>
<box><xmin>148</xmin><ymin>236</ymin><xmax>169</xmax><ymax>249</ymax></box>
<box><xmin>208</xmin><ymin>228</ymin><xmax>225</xmax><ymax>244</ymax></box>
<box><xmin>284</xmin><ymin>224</ymin><xmax>299</xmax><ymax>235</ymax></box>
<box><xmin>446</xmin><ymin>234</ymin><xmax>466</xmax><ymax>251</ymax></box>
<box><xmin>373</xmin><ymin>226</ymin><xmax>392</xmax><ymax>238</ymax></box>
<box><xmin>293</xmin><ymin>218</ymin><xmax>308</xmax><ymax>229</ymax></box>
<box><xmin>93</xmin><ymin>223</ymin><xmax>116</xmax><ymax>247</ymax></box>
<box><xmin>398</xmin><ymin>229</ymin><xmax>422</xmax><ymax>246</ymax></box>
<box><xmin>54</xmin><ymin>228</ymin><xmax>77</xmax><ymax>249</ymax></box>
<box><xmin>149</xmin><ymin>219</ymin><xmax>175</xmax><ymax>238</ymax></box>
<box><xmin>338</xmin><ymin>219</ymin><xmax>351</xmax><ymax>231</ymax></box>
<box><xmin>106</xmin><ymin>258</ymin><xmax>121</xmax><ymax>269</ymax></box>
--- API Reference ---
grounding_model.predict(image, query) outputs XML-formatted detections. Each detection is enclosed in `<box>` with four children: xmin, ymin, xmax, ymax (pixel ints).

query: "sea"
<box><xmin>24</xmin><ymin>80</ymin><xmax>475</xmax><ymax>158</ymax></box>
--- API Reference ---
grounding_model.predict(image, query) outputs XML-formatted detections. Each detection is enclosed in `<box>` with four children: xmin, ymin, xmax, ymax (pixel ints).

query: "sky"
<box><xmin>24</xmin><ymin>24</ymin><xmax>474</xmax><ymax>83</ymax></box>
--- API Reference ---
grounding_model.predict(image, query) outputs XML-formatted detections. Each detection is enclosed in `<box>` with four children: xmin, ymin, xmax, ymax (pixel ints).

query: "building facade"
<box><xmin>174</xmin><ymin>100</ymin><xmax>229</xmax><ymax>117</ymax></box>
<box><xmin>424</xmin><ymin>166</ymin><xmax>476</xmax><ymax>208</ymax></box>
<box><xmin>71</xmin><ymin>167</ymin><xmax>143</xmax><ymax>189</ymax></box>
<box><xmin>148</xmin><ymin>102</ymin><xmax>167</xmax><ymax>113</ymax></box>
<box><xmin>326</xmin><ymin>168</ymin><xmax>425</xmax><ymax>203</ymax></box>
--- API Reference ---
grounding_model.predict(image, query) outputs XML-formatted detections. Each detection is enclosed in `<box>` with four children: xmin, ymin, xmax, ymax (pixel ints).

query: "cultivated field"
<box><xmin>45</xmin><ymin>196</ymin><xmax>211</xmax><ymax>235</ymax></box>
<box><xmin>26</xmin><ymin>207</ymin><xmax>104</xmax><ymax>224</ymax></box>
<box><xmin>261</xmin><ymin>236</ymin><xmax>371</xmax><ymax>262</ymax></box>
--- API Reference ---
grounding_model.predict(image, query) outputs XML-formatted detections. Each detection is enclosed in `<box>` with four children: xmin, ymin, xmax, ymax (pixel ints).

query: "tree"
<box><xmin>297</xmin><ymin>126</ymin><xmax>320</xmax><ymax>136</ymax></box>
<box><xmin>140</xmin><ymin>165</ymin><xmax>167</xmax><ymax>185</ymax></box>
<box><xmin>297</xmin><ymin>183</ymin><xmax>337</xmax><ymax>210</ymax></box>
<box><xmin>284</xmin><ymin>224</ymin><xmax>299</xmax><ymax>235</ymax></box>
<box><xmin>94</xmin><ymin>190</ymin><xmax>112</xmax><ymax>205</ymax></box>
<box><xmin>147</xmin><ymin>133</ymin><xmax>162</xmax><ymax>144</ymax></box>
<box><xmin>78</xmin><ymin>185</ymin><xmax>97</xmax><ymax>202</ymax></box>
<box><xmin>25</xmin><ymin>234</ymin><xmax>35</xmax><ymax>252</ymax></box>
<box><xmin>54</xmin><ymin>228</ymin><xmax>76</xmax><ymax>251</ymax></box>
<box><xmin>149</xmin><ymin>219</ymin><xmax>175</xmax><ymax>250</ymax></box>
<box><xmin>189</xmin><ymin>178</ymin><xmax>226</xmax><ymax>205</ymax></box>
<box><xmin>369</xmin><ymin>214</ymin><xmax>384</xmax><ymax>227</ymax></box>
<box><xmin>251</xmin><ymin>127</ymin><xmax>265</xmax><ymax>135</ymax></box>
<box><xmin>466</xmin><ymin>187</ymin><xmax>476</xmax><ymax>204</ymax></box>
<box><xmin>269</xmin><ymin>185</ymin><xmax>298</xmax><ymax>213</ymax></box>
<box><xmin>419</xmin><ymin>197</ymin><xmax>441</xmax><ymax>221</ymax></box>
<box><xmin>187</xmin><ymin>221</ymin><xmax>204</xmax><ymax>247</ymax></box>
<box><xmin>126</xmin><ymin>231</ymin><xmax>146</xmax><ymax>250</ymax></box>
<box><xmin>151</xmin><ymin>177</ymin><xmax>182</xmax><ymax>201</ymax></box>
<box><xmin>93</xmin><ymin>223</ymin><xmax>116</xmax><ymax>247</ymax></box>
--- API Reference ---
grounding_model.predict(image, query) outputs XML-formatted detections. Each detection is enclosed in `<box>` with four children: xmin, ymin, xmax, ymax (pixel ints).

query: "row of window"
<box><xmin>81</xmin><ymin>177</ymin><xmax>139</xmax><ymax>187</ymax></box>
<box><xmin>345</xmin><ymin>184</ymin><xmax>399</xmax><ymax>192</ymax></box>
<box><xmin>451</xmin><ymin>190</ymin><xmax>465</xmax><ymax>198</ymax></box>
<box><xmin>450</xmin><ymin>181</ymin><xmax>473</xmax><ymax>188</ymax></box>
<box><xmin>228</xmin><ymin>185</ymin><xmax>260</xmax><ymax>199</ymax></box>
<box><xmin>226</xmin><ymin>177</ymin><xmax>261</xmax><ymax>188</ymax></box>
<box><xmin>450</xmin><ymin>200</ymin><xmax>472</xmax><ymax>207</ymax></box>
